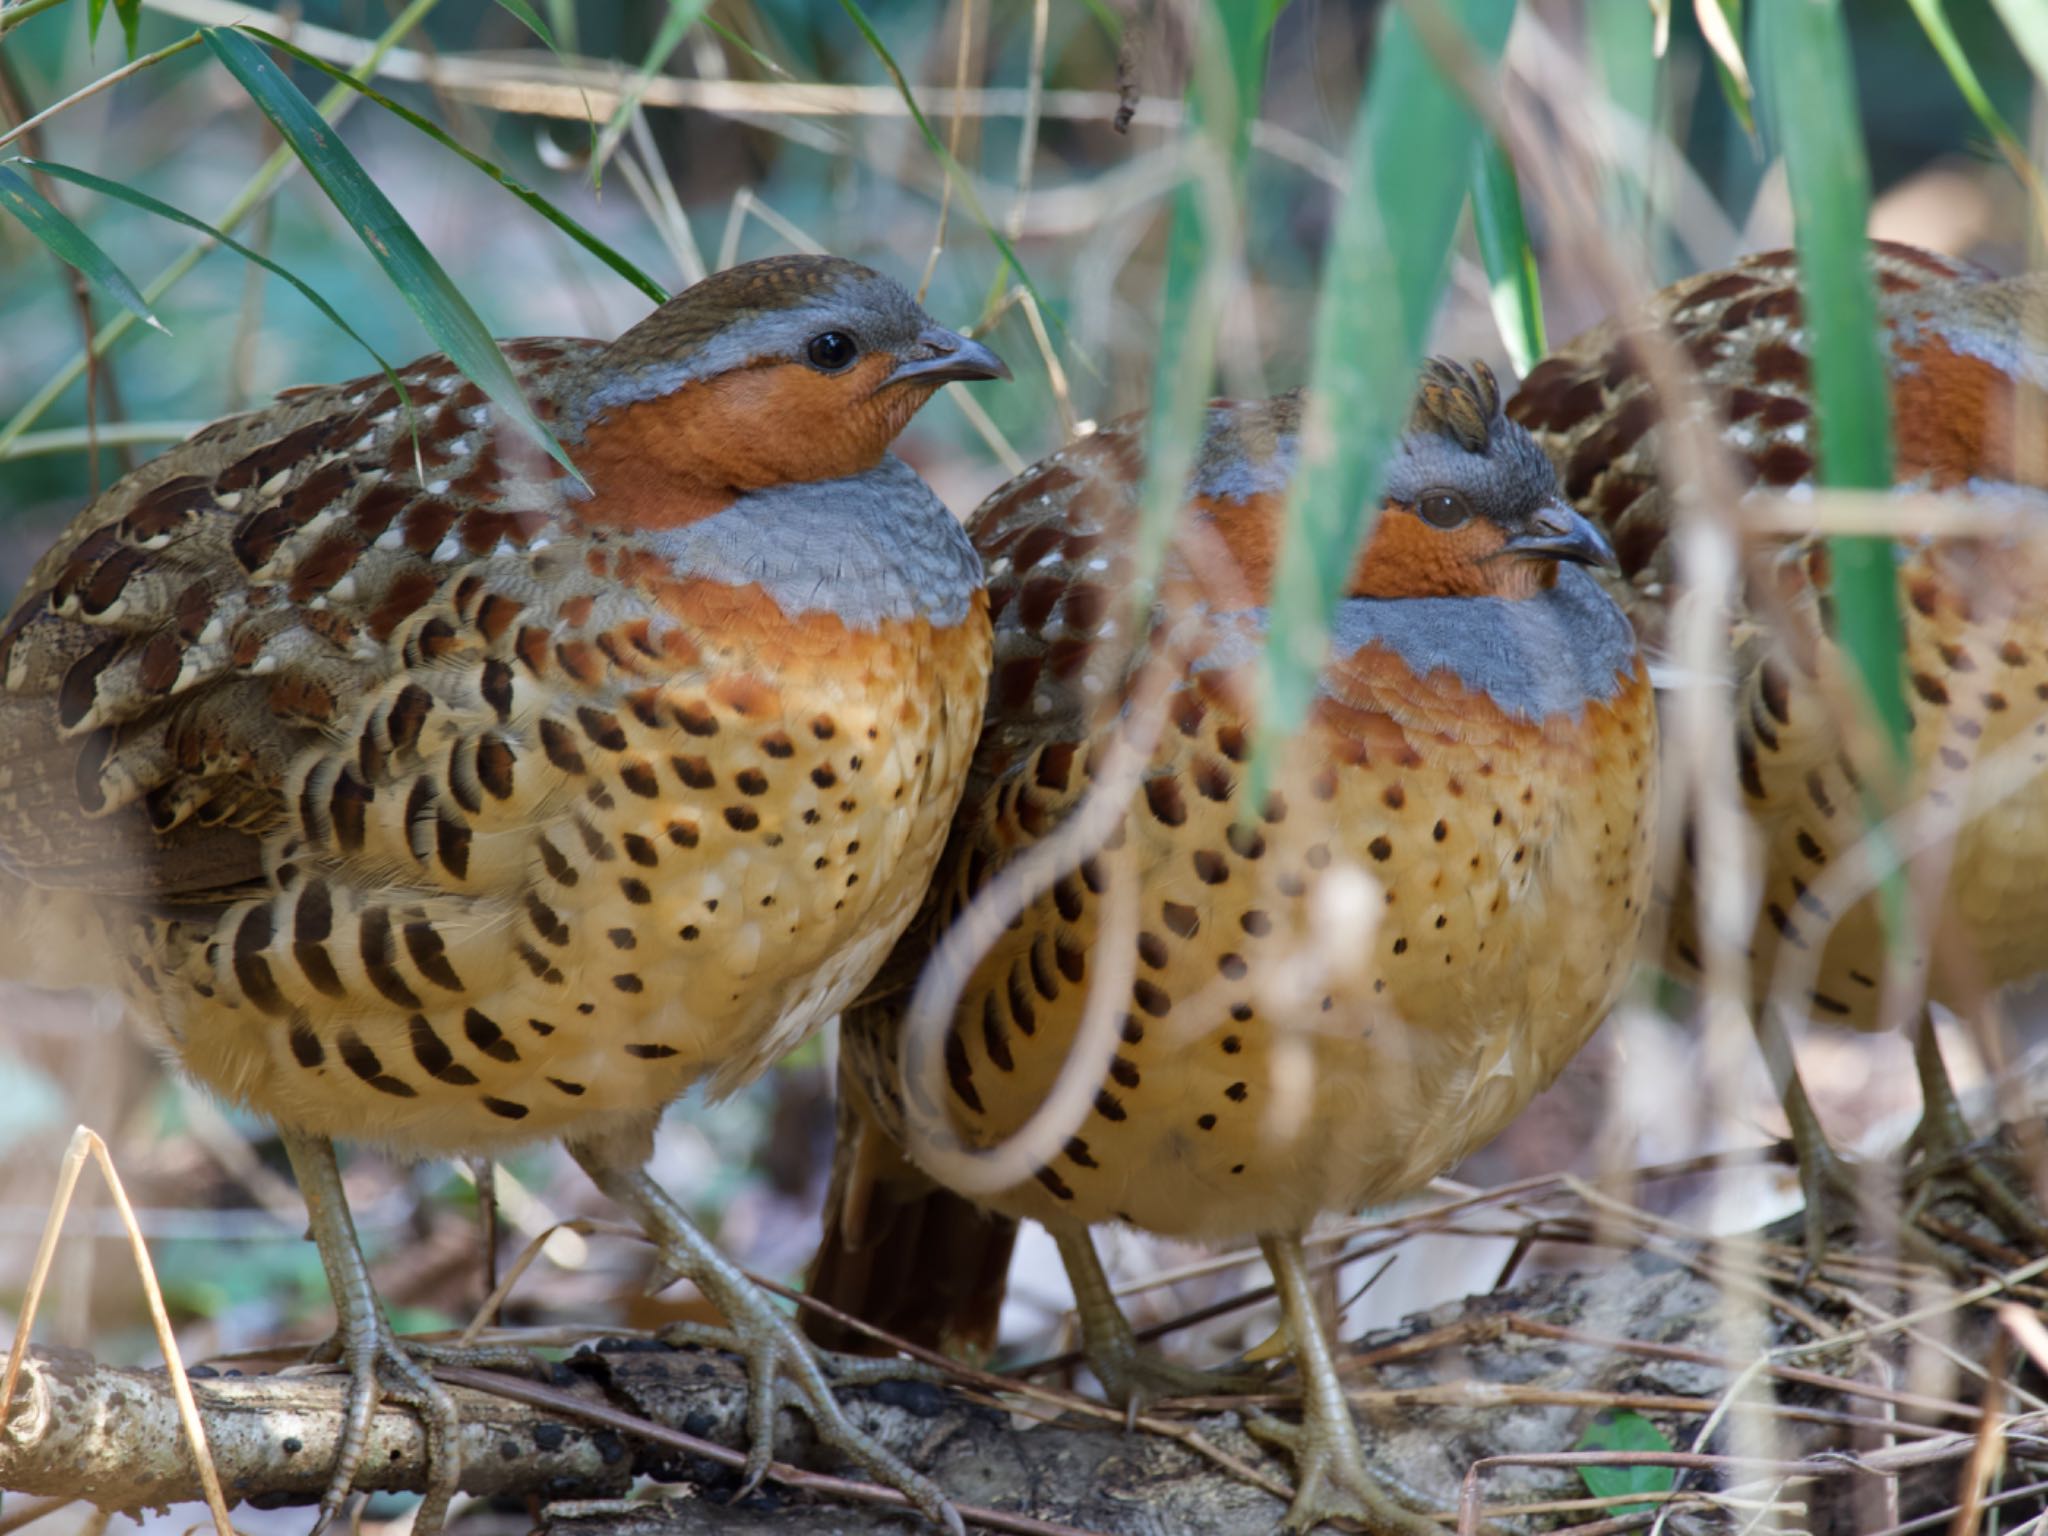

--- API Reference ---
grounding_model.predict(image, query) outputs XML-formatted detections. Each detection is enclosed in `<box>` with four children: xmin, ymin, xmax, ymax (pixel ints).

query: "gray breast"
<box><xmin>639</xmin><ymin>456</ymin><xmax>983</xmax><ymax>629</ymax></box>
<box><xmin>1327</xmin><ymin>565</ymin><xmax>1639</xmax><ymax>721</ymax></box>
<box><xmin>1189</xmin><ymin>566</ymin><xmax>1638</xmax><ymax>723</ymax></box>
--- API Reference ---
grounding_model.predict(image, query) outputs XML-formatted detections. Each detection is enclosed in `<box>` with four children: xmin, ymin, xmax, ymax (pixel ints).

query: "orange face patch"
<box><xmin>573</xmin><ymin>354</ymin><xmax>938</xmax><ymax>532</ymax></box>
<box><xmin>1347</xmin><ymin>505</ymin><xmax>1556</xmax><ymax>600</ymax></box>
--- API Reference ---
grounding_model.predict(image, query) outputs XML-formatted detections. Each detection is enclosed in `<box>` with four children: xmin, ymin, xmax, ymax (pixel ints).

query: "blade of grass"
<box><xmin>203</xmin><ymin>24</ymin><xmax>580</xmax><ymax>482</ymax></box>
<box><xmin>0</xmin><ymin>0</ymin><xmax>443</xmax><ymax>459</ymax></box>
<box><xmin>836</xmin><ymin>0</ymin><xmax>1063</xmax><ymax>340</ymax></box>
<box><xmin>1906</xmin><ymin>0</ymin><xmax>2048</xmax><ymax>224</ymax></box>
<box><xmin>1755</xmin><ymin>0</ymin><xmax>1912</xmax><ymax>967</ymax></box>
<box><xmin>489</xmin><ymin>0</ymin><xmax>556</xmax><ymax>49</ymax></box>
<box><xmin>243</xmin><ymin>26</ymin><xmax>666</xmax><ymax>304</ymax></box>
<box><xmin>1754</xmin><ymin>0</ymin><xmax>1904</xmax><ymax>757</ymax></box>
<box><xmin>0</xmin><ymin>162</ymin><xmax>166</xmax><ymax>333</ymax></box>
<box><xmin>1250</xmin><ymin>0</ymin><xmax>1516</xmax><ymax>804</ymax></box>
<box><xmin>1129</xmin><ymin>1</ymin><xmax>1275</xmax><ymax>621</ymax></box>
<box><xmin>593</xmin><ymin>0</ymin><xmax>714</xmax><ymax>185</ymax></box>
<box><xmin>112</xmin><ymin>0</ymin><xmax>138</xmax><ymax>54</ymax></box>
<box><xmin>23</xmin><ymin>157</ymin><xmax>407</xmax><ymax>398</ymax></box>
<box><xmin>1469</xmin><ymin>135</ymin><xmax>1544</xmax><ymax>375</ymax></box>
<box><xmin>1696</xmin><ymin>0</ymin><xmax>1755</xmax><ymax>135</ymax></box>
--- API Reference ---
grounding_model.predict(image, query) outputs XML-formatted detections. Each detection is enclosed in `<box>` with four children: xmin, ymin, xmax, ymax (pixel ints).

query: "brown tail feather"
<box><xmin>804</xmin><ymin>1067</ymin><xmax>1018</xmax><ymax>1360</ymax></box>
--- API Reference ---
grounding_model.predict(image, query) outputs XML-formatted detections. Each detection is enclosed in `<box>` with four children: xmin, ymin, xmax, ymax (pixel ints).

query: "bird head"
<box><xmin>1350</xmin><ymin>357</ymin><xmax>1614</xmax><ymax>600</ymax></box>
<box><xmin>570</xmin><ymin>255</ymin><xmax>1008</xmax><ymax>524</ymax></box>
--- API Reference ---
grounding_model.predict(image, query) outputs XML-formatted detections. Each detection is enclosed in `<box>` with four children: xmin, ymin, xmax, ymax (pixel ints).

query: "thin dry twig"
<box><xmin>0</xmin><ymin>1126</ymin><xmax>234</xmax><ymax>1536</ymax></box>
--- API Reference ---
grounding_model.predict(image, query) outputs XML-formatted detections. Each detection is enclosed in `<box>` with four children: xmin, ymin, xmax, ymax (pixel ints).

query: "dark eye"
<box><xmin>1416</xmin><ymin>489</ymin><xmax>1471</xmax><ymax>529</ymax></box>
<box><xmin>806</xmin><ymin>332</ymin><xmax>858</xmax><ymax>372</ymax></box>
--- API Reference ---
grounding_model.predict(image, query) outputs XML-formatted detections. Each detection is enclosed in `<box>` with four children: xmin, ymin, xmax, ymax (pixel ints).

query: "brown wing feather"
<box><xmin>0</xmin><ymin>340</ymin><xmax>600</xmax><ymax>902</ymax></box>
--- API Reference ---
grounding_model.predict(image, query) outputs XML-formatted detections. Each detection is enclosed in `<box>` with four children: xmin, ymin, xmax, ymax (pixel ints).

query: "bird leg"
<box><xmin>1751</xmin><ymin>1007</ymin><xmax>1911</xmax><ymax>1273</ymax></box>
<box><xmin>1242</xmin><ymin>1233</ymin><xmax>1440</xmax><ymax>1534</ymax></box>
<box><xmin>282</xmin><ymin>1129</ymin><xmax>463</xmax><ymax>1536</ymax></box>
<box><xmin>1054</xmin><ymin>1225</ymin><xmax>1263</xmax><ymax>1413</ymax></box>
<box><xmin>567</xmin><ymin>1144</ymin><xmax>962</xmax><ymax>1535</ymax></box>
<box><xmin>1903</xmin><ymin>1010</ymin><xmax>2047</xmax><ymax>1248</ymax></box>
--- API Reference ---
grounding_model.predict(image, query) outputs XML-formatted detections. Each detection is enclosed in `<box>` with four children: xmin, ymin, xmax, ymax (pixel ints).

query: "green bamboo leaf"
<box><xmin>489</xmin><ymin>0</ymin><xmax>556</xmax><ymax>49</ymax></box>
<box><xmin>594</xmin><ymin>0</ymin><xmax>715</xmax><ymax>186</ymax></box>
<box><xmin>835</xmin><ymin>0</ymin><xmax>1063</xmax><ymax>338</ymax></box>
<box><xmin>0</xmin><ymin>162</ymin><xmax>167</xmax><ymax>333</ymax></box>
<box><xmin>243</xmin><ymin>26</ymin><xmax>666</xmax><ymax>305</ymax></box>
<box><xmin>202</xmin><ymin>25</ymin><xmax>582</xmax><ymax>483</ymax></box>
<box><xmin>87</xmin><ymin>0</ymin><xmax>139</xmax><ymax>54</ymax></box>
<box><xmin>22</xmin><ymin>157</ymin><xmax>406</xmax><ymax>399</ymax></box>
<box><xmin>1755</xmin><ymin>0</ymin><xmax>1904</xmax><ymax>759</ymax></box>
<box><xmin>1575</xmin><ymin>1409</ymin><xmax>1676</xmax><ymax>1517</ymax></box>
<box><xmin>1469</xmin><ymin>135</ymin><xmax>1544</xmax><ymax>375</ymax></box>
<box><xmin>1251</xmin><ymin>0</ymin><xmax>1517</xmax><ymax>801</ymax></box>
<box><xmin>1130</xmin><ymin>2</ymin><xmax>1276</xmax><ymax>621</ymax></box>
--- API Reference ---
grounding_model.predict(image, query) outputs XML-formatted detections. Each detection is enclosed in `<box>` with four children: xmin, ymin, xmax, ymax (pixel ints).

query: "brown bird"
<box><xmin>1507</xmin><ymin>240</ymin><xmax>2048</xmax><ymax>1260</ymax></box>
<box><xmin>0</xmin><ymin>255</ymin><xmax>1005</xmax><ymax>1532</ymax></box>
<box><xmin>811</xmin><ymin>362</ymin><xmax>1657</xmax><ymax>1530</ymax></box>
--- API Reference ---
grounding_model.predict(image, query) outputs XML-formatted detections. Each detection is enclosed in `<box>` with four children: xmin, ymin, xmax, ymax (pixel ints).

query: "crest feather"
<box><xmin>1409</xmin><ymin>357</ymin><xmax>1502</xmax><ymax>453</ymax></box>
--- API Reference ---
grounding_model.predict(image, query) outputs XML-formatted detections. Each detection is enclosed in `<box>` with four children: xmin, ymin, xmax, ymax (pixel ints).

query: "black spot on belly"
<box><xmin>1034</xmin><ymin>1165</ymin><xmax>1074</xmax><ymax>1200</ymax></box>
<box><xmin>945</xmin><ymin>1031</ymin><xmax>983</xmax><ymax>1113</ymax></box>
<box><xmin>339</xmin><ymin>1030</ymin><xmax>417</xmax><ymax>1097</ymax></box>
<box><xmin>289</xmin><ymin>1022</ymin><xmax>325</xmax><ymax>1068</ymax></box>
<box><xmin>411</xmin><ymin>1016</ymin><xmax>480</xmax><ymax>1084</ymax></box>
<box><xmin>465</xmin><ymin>1009</ymin><xmax>519</xmax><ymax>1062</ymax></box>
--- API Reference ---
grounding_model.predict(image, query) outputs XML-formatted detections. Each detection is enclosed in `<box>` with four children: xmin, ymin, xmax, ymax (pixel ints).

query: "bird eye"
<box><xmin>806</xmin><ymin>332</ymin><xmax>858</xmax><ymax>372</ymax></box>
<box><xmin>1416</xmin><ymin>490</ymin><xmax>1471</xmax><ymax>529</ymax></box>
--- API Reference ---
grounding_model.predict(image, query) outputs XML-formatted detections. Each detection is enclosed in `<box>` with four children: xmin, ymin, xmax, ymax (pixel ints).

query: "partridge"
<box><xmin>812</xmin><ymin>362</ymin><xmax>1657</xmax><ymax>1531</ymax></box>
<box><xmin>1507</xmin><ymin>240</ymin><xmax>2048</xmax><ymax>1257</ymax></box>
<box><xmin>0</xmin><ymin>255</ymin><xmax>1005</xmax><ymax>1532</ymax></box>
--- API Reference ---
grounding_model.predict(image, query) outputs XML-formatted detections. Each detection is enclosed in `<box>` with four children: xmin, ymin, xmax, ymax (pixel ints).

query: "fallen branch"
<box><xmin>4</xmin><ymin>1197</ymin><xmax>2045</xmax><ymax>1534</ymax></box>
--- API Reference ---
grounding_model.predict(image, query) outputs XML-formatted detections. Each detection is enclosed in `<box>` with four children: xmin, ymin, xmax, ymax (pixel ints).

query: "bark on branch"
<box><xmin>0</xmin><ymin>1201</ymin><xmax>2033</xmax><ymax>1536</ymax></box>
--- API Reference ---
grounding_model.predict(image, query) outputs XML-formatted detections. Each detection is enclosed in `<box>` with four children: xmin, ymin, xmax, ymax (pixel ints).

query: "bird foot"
<box><xmin>661</xmin><ymin>1320</ymin><xmax>951</xmax><ymax>1388</ymax></box>
<box><xmin>1081</xmin><ymin>1337</ymin><xmax>1267</xmax><ymax>1418</ymax></box>
<box><xmin>300</xmin><ymin>1316</ymin><xmax>463</xmax><ymax>1536</ymax></box>
<box><xmin>1903</xmin><ymin>1114</ymin><xmax>2048</xmax><ymax>1254</ymax></box>
<box><xmin>1781</xmin><ymin>1134</ymin><xmax>1952</xmax><ymax>1281</ymax></box>
<box><xmin>1244</xmin><ymin>1408</ymin><xmax>1439</xmax><ymax>1535</ymax></box>
<box><xmin>654</xmin><ymin>1293</ymin><xmax>961</xmax><ymax>1534</ymax></box>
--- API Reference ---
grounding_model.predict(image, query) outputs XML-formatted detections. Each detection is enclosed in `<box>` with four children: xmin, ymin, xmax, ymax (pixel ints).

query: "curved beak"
<box><xmin>1502</xmin><ymin>500</ymin><xmax>1617</xmax><ymax>570</ymax></box>
<box><xmin>887</xmin><ymin>325</ymin><xmax>1011</xmax><ymax>387</ymax></box>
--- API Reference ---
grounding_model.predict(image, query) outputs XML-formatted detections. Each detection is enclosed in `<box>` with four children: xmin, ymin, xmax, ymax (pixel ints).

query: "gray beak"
<box><xmin>887</xmin><ymin>325</ymin><xmax>1011</xmax><ymax>387</ymax></box>
<box><xmin>1503</xmin><ymin>500</ymin><xmax>1618</xmax><ymax>570</ymax></box>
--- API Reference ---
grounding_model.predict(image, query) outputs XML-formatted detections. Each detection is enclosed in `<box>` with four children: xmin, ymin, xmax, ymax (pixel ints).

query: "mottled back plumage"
<box><xmin>1508</xmin><ymin>241</ymin><xmax>2048</xmax><ymax>1030</ymax></box>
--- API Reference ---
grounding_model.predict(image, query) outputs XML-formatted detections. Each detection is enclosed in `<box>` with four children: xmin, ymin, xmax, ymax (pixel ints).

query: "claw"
<box><xmin>574</xmin><ymin>1148</ymin><xmax>961</xmax><ymax>1532</ymax></box>
<box><xmin>1903</xmin><ymin>1015</ymin><xmax>2048</xmax><ymax>1251</ymax></box>
<box><xmin>1251</xmin><ymin>1234</ymin><xmax>1441</xmax><ymax>1536</ymax></box>
<box><xmin>1053</xmin><ymin>1224</ymin><xmax>1267</xmax><ymax>1412</ymax></box>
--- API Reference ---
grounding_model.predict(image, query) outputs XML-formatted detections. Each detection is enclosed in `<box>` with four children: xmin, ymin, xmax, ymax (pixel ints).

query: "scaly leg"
<box><xmin>282</xmin><ymin>1129</ymin><xmax>462</xmax><ymax>1536</ymax></box>
<box><xmin>1751</xmin><ymin>1007</ymin><xmax>1897</xmax><ymax>1272</ymax></box>
<box><xmin>1904</xmin><ymin>1010</ymin><xmax>2047</xmax><ymax>1247</ymax></box>
<box><xmin>1243</xmin><ymin>1233</ymin><xmax>1439</xmax><ymax>1535</ymax></box>
<box><xmin>1054</xmin><ymin>1224</ymin><xmax>1262</xmax><ymax>1412</ymax></box>
<box><xmin>568</xmin><ymin>1144</ymin><xmax>961</xmax><ymax>1535</ymax></box>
